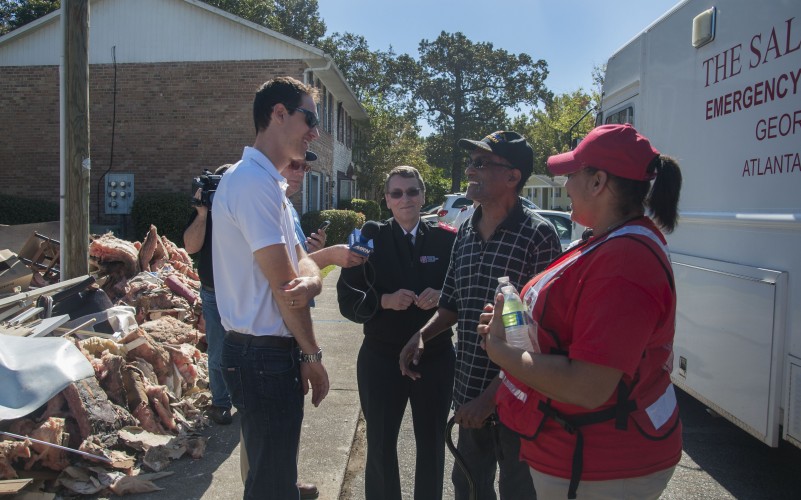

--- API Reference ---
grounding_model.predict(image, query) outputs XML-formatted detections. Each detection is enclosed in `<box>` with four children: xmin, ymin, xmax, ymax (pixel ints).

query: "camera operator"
<box><xmin>184</xmin><ymin>164</ymin><xmax>233</xmax><ymax>425</ymax></box>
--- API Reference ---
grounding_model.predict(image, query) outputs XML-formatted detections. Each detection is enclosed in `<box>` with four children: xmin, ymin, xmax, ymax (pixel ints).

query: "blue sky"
<box><xmin>318</xmin><ymin>0</ymin><xmax>681</xmax><ymax>97</ymax></box>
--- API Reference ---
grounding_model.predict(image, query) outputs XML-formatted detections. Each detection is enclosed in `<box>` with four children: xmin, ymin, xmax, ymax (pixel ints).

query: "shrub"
<box><xmin>378</xmin><ymin>198</ymin><xmax>391</xmax><ymax>220</ymax></box>
<box><xmin>348</xmin><ymin>198</ymin><xmax>381</xmax><ymax>222</ymax></box>
<box><xmin>131</xmin><ymin>192</ymin><xmax>194</xmax><ymax>245</ymax></box>
<box><xmin>300</xmin><ymin>209</ymin><xmax>365</xmax><ymax>246</ymax></box>
<box><xmin>0</xmin><ymin>195</ymin><xmax>59</xmax><ymax>225</ymax></box>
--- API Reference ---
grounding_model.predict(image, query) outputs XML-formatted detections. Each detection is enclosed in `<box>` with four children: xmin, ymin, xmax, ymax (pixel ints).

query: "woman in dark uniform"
<box><xmin>337</xmin><ymin>166</ymin><xmax>456</xmax><ymax>500</ymax></box>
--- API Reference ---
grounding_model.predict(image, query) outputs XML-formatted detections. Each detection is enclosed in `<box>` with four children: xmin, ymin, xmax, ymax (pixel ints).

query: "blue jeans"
<box><xmin>452</xmin><ymin>420</ymin><xmax>536</xmax><ymax>500</ymax></box>
<box><xmin>200</xmin><ymin>287</ymin><xmax>231</xmax><ymax>409</ymax></box>
<box><xmin>221</xmin><ymin>335</ymin><xmax>304</xmax><ymax>500</ymax></box>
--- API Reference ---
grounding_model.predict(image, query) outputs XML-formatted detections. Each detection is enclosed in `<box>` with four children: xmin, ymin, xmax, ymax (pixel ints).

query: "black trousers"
<box><xmin>357</xmin><ymin>340</ymin><xmax>455</xmax><ymax>500</ymax></box>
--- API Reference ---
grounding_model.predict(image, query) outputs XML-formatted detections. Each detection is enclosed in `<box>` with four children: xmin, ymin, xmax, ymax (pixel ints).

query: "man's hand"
<box><xmin>300</xmin><ymin>362</ymin><xmax>329</xmax><ymax>407</ymax></box>
<box><xmin>414</xmin><ymin>287</ymin><xmax>440</xmax><ymax>310</ymax></box>
<box><xmin>183</xmin><ymin>188</ymin><xmax>209</xmax><ymax>254</ymax></box>
<box><xmin>327</xmin><ymin>245</ymin><xmax>368</xmax><ymax>268</ymax></box>
<box><xmin>306</xmin><ymin>228</ymin><xmax>327</xmax><ymax>253</ymax></box>
<box><xmin>192</xmin><ymin>188</ymin><xmax>208</xmax><ymax>216</ymax></box>
<box><xmin>280</xmin><ymin>276</ymin><xmax>323</xmax><ymax>307</ymax></box>
<box><xmin>454</xmin><ymin>390</ymin><xmax>497</xmax><ymax>429</ymax></box>
<box><xmin>399</xmin><ymin>331</ymin><xmax>424</xmax><ymax>380</ymax></box>
<box><xmin>381</xmin><ymin>289</ymin><xmax>416</xmax><ymax>311</ymax></box>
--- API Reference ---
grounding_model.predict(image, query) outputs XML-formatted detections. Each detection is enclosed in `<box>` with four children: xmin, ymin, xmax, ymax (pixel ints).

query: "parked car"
<box><xmin>433</xmin><ymin>193</ymin><xmax>542</xmax><ymax>226</ymax></box>
<box><xmin>420</xmin><ymin>202</ymin><xmax>441</xmax><ymax>215</ymax></box>
<box><xmin>533</xmin><ymin>209</ymin><xmax>586</xmax><ymax>251</ymax></box>
<box><xmin>434</xmin><ymin>193</ymin><xmax>474</xmax><ymax>225</ymax></box>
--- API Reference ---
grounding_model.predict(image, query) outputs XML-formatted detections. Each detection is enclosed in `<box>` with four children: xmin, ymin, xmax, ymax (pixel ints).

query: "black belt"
<box><xmin>201</xmin><ymin>284</ymin><xmax>215</xmax><ymax>292</ymax></box>
<box><xmin>225</xmin><ymin>330</ymin><xmax>296</xmax><ymax>349</ymax></box>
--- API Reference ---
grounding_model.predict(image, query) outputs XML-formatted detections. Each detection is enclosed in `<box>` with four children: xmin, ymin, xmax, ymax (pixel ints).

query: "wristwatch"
<box><xmin>299</xmin><ymin>348</ymin><xmax>323</xmax><ymax>363</ymax></box>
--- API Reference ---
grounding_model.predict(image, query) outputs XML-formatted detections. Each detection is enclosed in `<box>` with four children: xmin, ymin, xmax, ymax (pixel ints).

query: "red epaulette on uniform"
<box><xmin>437</xmin><ymin>222</ymin><xmax>457</xmax><ymax>233</ymax></box>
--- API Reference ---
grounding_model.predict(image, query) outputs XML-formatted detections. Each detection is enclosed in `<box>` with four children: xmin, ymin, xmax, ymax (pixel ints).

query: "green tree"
<box><xmin>0</xmin><ymin>0</ymin><xmax>59</xmax><ymax>35</ymax></box>
<box><xmin>317</xmin><ymin>32</ymin><xmax>396</xmax><ymax>101</ymax></box>
<box><xmin>395</xmin><ymin>31</ymin><xmax>553</xmax><ymax>192</ymax></box>
<box><xmin>318</xmin><ymin>33</ymin><xmax>429</xmax><ymax>205</ymax></box>
<box><xmin>354</xmin><ymin>95</ymin><xmax>428</xmax><ymax>202</ymax></box>
<box><xmin>512</xmin><ymin>88</ymin><xmax>597</xmax><ymax>175</ymax></box>
<box><xmin>269</xmin><ymin>0</ymin><xmax>325</xmax><ymax>46</ymax></box>
<box><xmin>204</xmin><ymin>0</ymin><xmax>272</xmax><ymax>27</ymax></box>
<box><xmin>204</xmin><ymin>0</ymin><xmax>324</xmax><ymax>45</ymax></box>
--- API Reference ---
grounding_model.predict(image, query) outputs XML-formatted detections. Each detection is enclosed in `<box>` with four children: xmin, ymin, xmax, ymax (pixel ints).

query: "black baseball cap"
<box><xmin>305</xmin><ymin>151</ymin><xmax>318</xmax><ymax>161</ymax></box>
<box><xmin>458</xmin><ymin>131</ymin><xmax>534</xmax><ymax>177</ymax></box>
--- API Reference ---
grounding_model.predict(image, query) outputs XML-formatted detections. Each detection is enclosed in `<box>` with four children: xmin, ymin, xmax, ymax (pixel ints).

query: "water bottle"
<box><xmin>496</xmin><ymin>277</ymin><xmax>537</xmax><ymax>352</ymax></box>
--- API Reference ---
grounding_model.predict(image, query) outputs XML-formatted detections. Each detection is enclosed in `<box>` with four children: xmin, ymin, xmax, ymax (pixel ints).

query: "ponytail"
<box><xmin>646</xmin><ymin>155</ymin><xmax>682</xmax><ymax>233</ymax></box>
<box><xmin>606</xmin><ymin>155</ymin><xmax>683</xmax><ymax>233</ymax></box>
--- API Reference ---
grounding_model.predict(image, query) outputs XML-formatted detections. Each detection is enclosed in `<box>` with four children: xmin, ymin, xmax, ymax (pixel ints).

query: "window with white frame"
<box><xmin>337</xmin><ymin>102</ymin><xmax>344</xmax><ymax>143</ymax></box>
<box><xmin>306</xmin><ymin>171</ymin><xmax>321</xmax><ymax>212</ymax></box>
<box><xmin>320</xmin><ymin>84</ymin><xmax>327</xmax><ymax>130</ymax></box>
<box><xmin>327</xmin><ymin>93</ymin><xmax>334</xmax><ymax>133</ymax></box>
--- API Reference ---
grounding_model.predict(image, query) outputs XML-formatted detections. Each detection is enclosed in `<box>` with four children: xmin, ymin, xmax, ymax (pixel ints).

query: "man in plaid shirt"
<box><xmin>400</xmin><ymin>131</ymin><xmax>561</xmax><ymax>499</ymax></box>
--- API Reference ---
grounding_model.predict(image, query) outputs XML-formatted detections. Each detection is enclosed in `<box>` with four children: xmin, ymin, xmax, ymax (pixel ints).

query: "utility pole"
<box><xmin>61</xmin><ymin>0</ymin><xmax>90</xmax><ymax>279</ymax></box>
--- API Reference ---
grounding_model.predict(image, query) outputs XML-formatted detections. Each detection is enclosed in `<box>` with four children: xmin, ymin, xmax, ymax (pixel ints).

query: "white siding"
<box><xmin>0</xmin><ymin>14</ymin><xmax>60</xmax><ymax>64</ymax></box>
<box><xmin>0</xmin><ymin>0</ymin><xmax>320</xmax><ymax>66</ymax></box>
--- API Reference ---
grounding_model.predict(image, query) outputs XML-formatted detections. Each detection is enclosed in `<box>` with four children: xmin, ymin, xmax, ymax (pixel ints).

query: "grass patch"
<box><xmin>321</xmin><ymin>265</ymin><xmax>336</xmax><ymax>279</ymax></box>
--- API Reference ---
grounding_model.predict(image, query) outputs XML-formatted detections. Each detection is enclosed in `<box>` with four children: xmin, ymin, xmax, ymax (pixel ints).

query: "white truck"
<box><xmin>598</xmin><ymin>0</ymin><xmax>801</xmax><ymax>448</ymax></box>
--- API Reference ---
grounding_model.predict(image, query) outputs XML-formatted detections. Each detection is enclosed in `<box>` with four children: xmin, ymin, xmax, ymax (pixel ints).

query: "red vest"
<box><xmin>495</xmin><ymin>221</ymin><xmax>681</xmax><ymax>498</ymax></box>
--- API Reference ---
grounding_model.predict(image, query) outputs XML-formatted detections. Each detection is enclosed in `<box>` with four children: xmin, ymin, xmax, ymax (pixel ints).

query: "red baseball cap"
<box><xmin>547</xmin><ymin>124</ymin><xmax>660</xmax><ymax>181</ymax></box>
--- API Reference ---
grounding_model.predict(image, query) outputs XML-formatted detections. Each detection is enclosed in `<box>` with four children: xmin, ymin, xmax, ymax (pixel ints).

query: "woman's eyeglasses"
<box><xmin>287</xmin><ymin>161</ymin><xmax>311</xmax><ymax>173</ymax></box>
<box><xmin>466</xmin><ymin>158</ymin><xmax>513</xmax><ymax>169</ymax></box>
<box><xmin>387</xmin><ymin>188</ymin><xmax>422</xmax><ymax>199</ymax></box>
<box><xmin>289</xmin><ymin>107</ymin><xmax>320</xmax><ymax>129</ymax></box>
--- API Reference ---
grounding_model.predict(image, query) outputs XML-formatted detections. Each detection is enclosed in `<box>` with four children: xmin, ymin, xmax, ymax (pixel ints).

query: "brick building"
<box><xmin>0</xmin><ymin>0</ymin><xmax>367</xmax><ymax>227</ymax></box>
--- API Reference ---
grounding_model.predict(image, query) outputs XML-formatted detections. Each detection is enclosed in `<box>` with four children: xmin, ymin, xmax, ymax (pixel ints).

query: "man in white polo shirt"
<box><xmin>212</xmin><ymin>76</ymin><xmax>329</xmax><ymax>500</ymax></box>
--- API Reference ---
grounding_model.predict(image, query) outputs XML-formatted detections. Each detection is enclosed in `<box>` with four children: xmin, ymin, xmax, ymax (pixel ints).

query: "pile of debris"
<box><xmin>0</xmin><ymin>225</ymin><xmax>217</xmax><ymax>497</ymax></box>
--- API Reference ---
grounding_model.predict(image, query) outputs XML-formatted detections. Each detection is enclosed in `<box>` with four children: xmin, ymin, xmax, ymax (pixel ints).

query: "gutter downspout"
<box><xmin>59</xmin><ymin>7</ymin><xmax>66</xmax><ymax>264</ymax></box>
<box><xmin>302</xmin><ymin>56</ymin><xmax>332</xmax><ymax>212</ymax></box>
<box><xmin>303</xmin><ymin>56</ymin><xmax>332</xmax><ymax>85</ymax></box>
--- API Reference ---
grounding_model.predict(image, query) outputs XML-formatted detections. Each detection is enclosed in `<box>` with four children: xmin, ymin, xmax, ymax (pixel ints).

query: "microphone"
<box><xmin>348</xmin><ymin>221</ymin><xmax>380</xmax><ymax>257</ymax></box>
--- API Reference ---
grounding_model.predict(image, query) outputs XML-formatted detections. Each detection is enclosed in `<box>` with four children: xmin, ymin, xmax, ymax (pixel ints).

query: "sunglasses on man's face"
<box><xmin>288</xmin><ymin>107</ymin><xmax>320</xmax><ymax>129</ymax></box>
<box><xmin>466</xmin><ymin>157</ymin><xmax>514</xmax><ymax>170</ymax></box>
<box><xmin>287</xmin><ymin>161</ymin><xmax>311</xmax><ymax>173</ymax></box>
<box><xmin>387</xmin><ymin>187</ymin><xmax>422</xmax><ymax>199</ymax></box>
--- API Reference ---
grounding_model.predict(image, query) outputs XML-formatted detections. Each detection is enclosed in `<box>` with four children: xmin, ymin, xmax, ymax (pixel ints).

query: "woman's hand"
<box><xmin>382</xmin><ymin>289</ymin><xmax>417</xmax><ymax>310</ymax></box>
<box><xmin>477</xmin><ymin>293</ymin><xmax>508</xmax><ymax>350</ymax></box>
<box><xmin>414</xmin><ymin>287</ymin><xmax>440</xmax><ymax>310</ymax></box>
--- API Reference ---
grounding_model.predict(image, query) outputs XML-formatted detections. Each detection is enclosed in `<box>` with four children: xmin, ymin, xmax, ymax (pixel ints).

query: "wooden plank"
<box><xmin>28</xmin><ymin>315</ymin><xmax>71</xmax><ymax>338</ymax></box>
<box><xmin>0</xmin><ymin>478</ymin><xmax>32</xmax><ymax>494</ymax></box>
<box><xmin>54</xmin><ymin>327</ymin><xmax>116</xmax><ymax>340</ymax></box>
<box><xmin>0</xmin><ymin>325</ymin><xmax>34</xmax><ymax>337</ymax></box>
<box><xmin>0</xmin><ymin>275</ymin><xmax>91</xmax><ymax>310</ymax></box>
<box><xmin>62</xmin><ymin>0</ymin><xmax>91</xmax><ymax>279</ymax></box>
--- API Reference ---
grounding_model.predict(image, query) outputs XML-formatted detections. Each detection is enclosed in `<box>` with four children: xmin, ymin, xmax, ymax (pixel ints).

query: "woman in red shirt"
<box><xmin>479</xmin><ymin>124</ymin><xmax>683</xmax><ymax>499</ymax></box>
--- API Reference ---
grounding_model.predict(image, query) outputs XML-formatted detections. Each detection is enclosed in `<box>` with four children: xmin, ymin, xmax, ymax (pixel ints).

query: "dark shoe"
<box><xmin>207</xmin><ymin>406</ymin><xmax>232</xmax><ymax>425</ymax></box>
<box><xmin>298</xmin><ymin>482</ymin><xmax>319</xmax><ymax>499</ymax></box>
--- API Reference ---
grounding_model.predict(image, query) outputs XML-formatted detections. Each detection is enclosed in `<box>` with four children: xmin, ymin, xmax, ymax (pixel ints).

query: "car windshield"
<box><xmin>538</xmin><ymin>213</ymin><xmax>571</xmax><ymax>241</ymax></box>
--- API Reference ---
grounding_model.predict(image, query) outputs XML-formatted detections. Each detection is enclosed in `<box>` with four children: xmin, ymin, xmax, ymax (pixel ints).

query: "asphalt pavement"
<box><xmin>117</xmin><ymin>267</ymin><xmax>800</xmax><ymax>500</ymax></box>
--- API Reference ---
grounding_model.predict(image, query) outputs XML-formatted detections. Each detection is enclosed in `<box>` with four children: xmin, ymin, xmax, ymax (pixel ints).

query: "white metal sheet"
<box><xmin>672</xmin><ymin>253</ymin><xmax>786</xmax><ymax>444</ymax></box>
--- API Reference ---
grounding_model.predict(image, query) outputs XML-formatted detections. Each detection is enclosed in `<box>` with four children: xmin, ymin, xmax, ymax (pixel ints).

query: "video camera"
<box><xmin>191</xmin><ymin>170</ymin><xmax>222</xmax><ymax>208</ymax></box>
